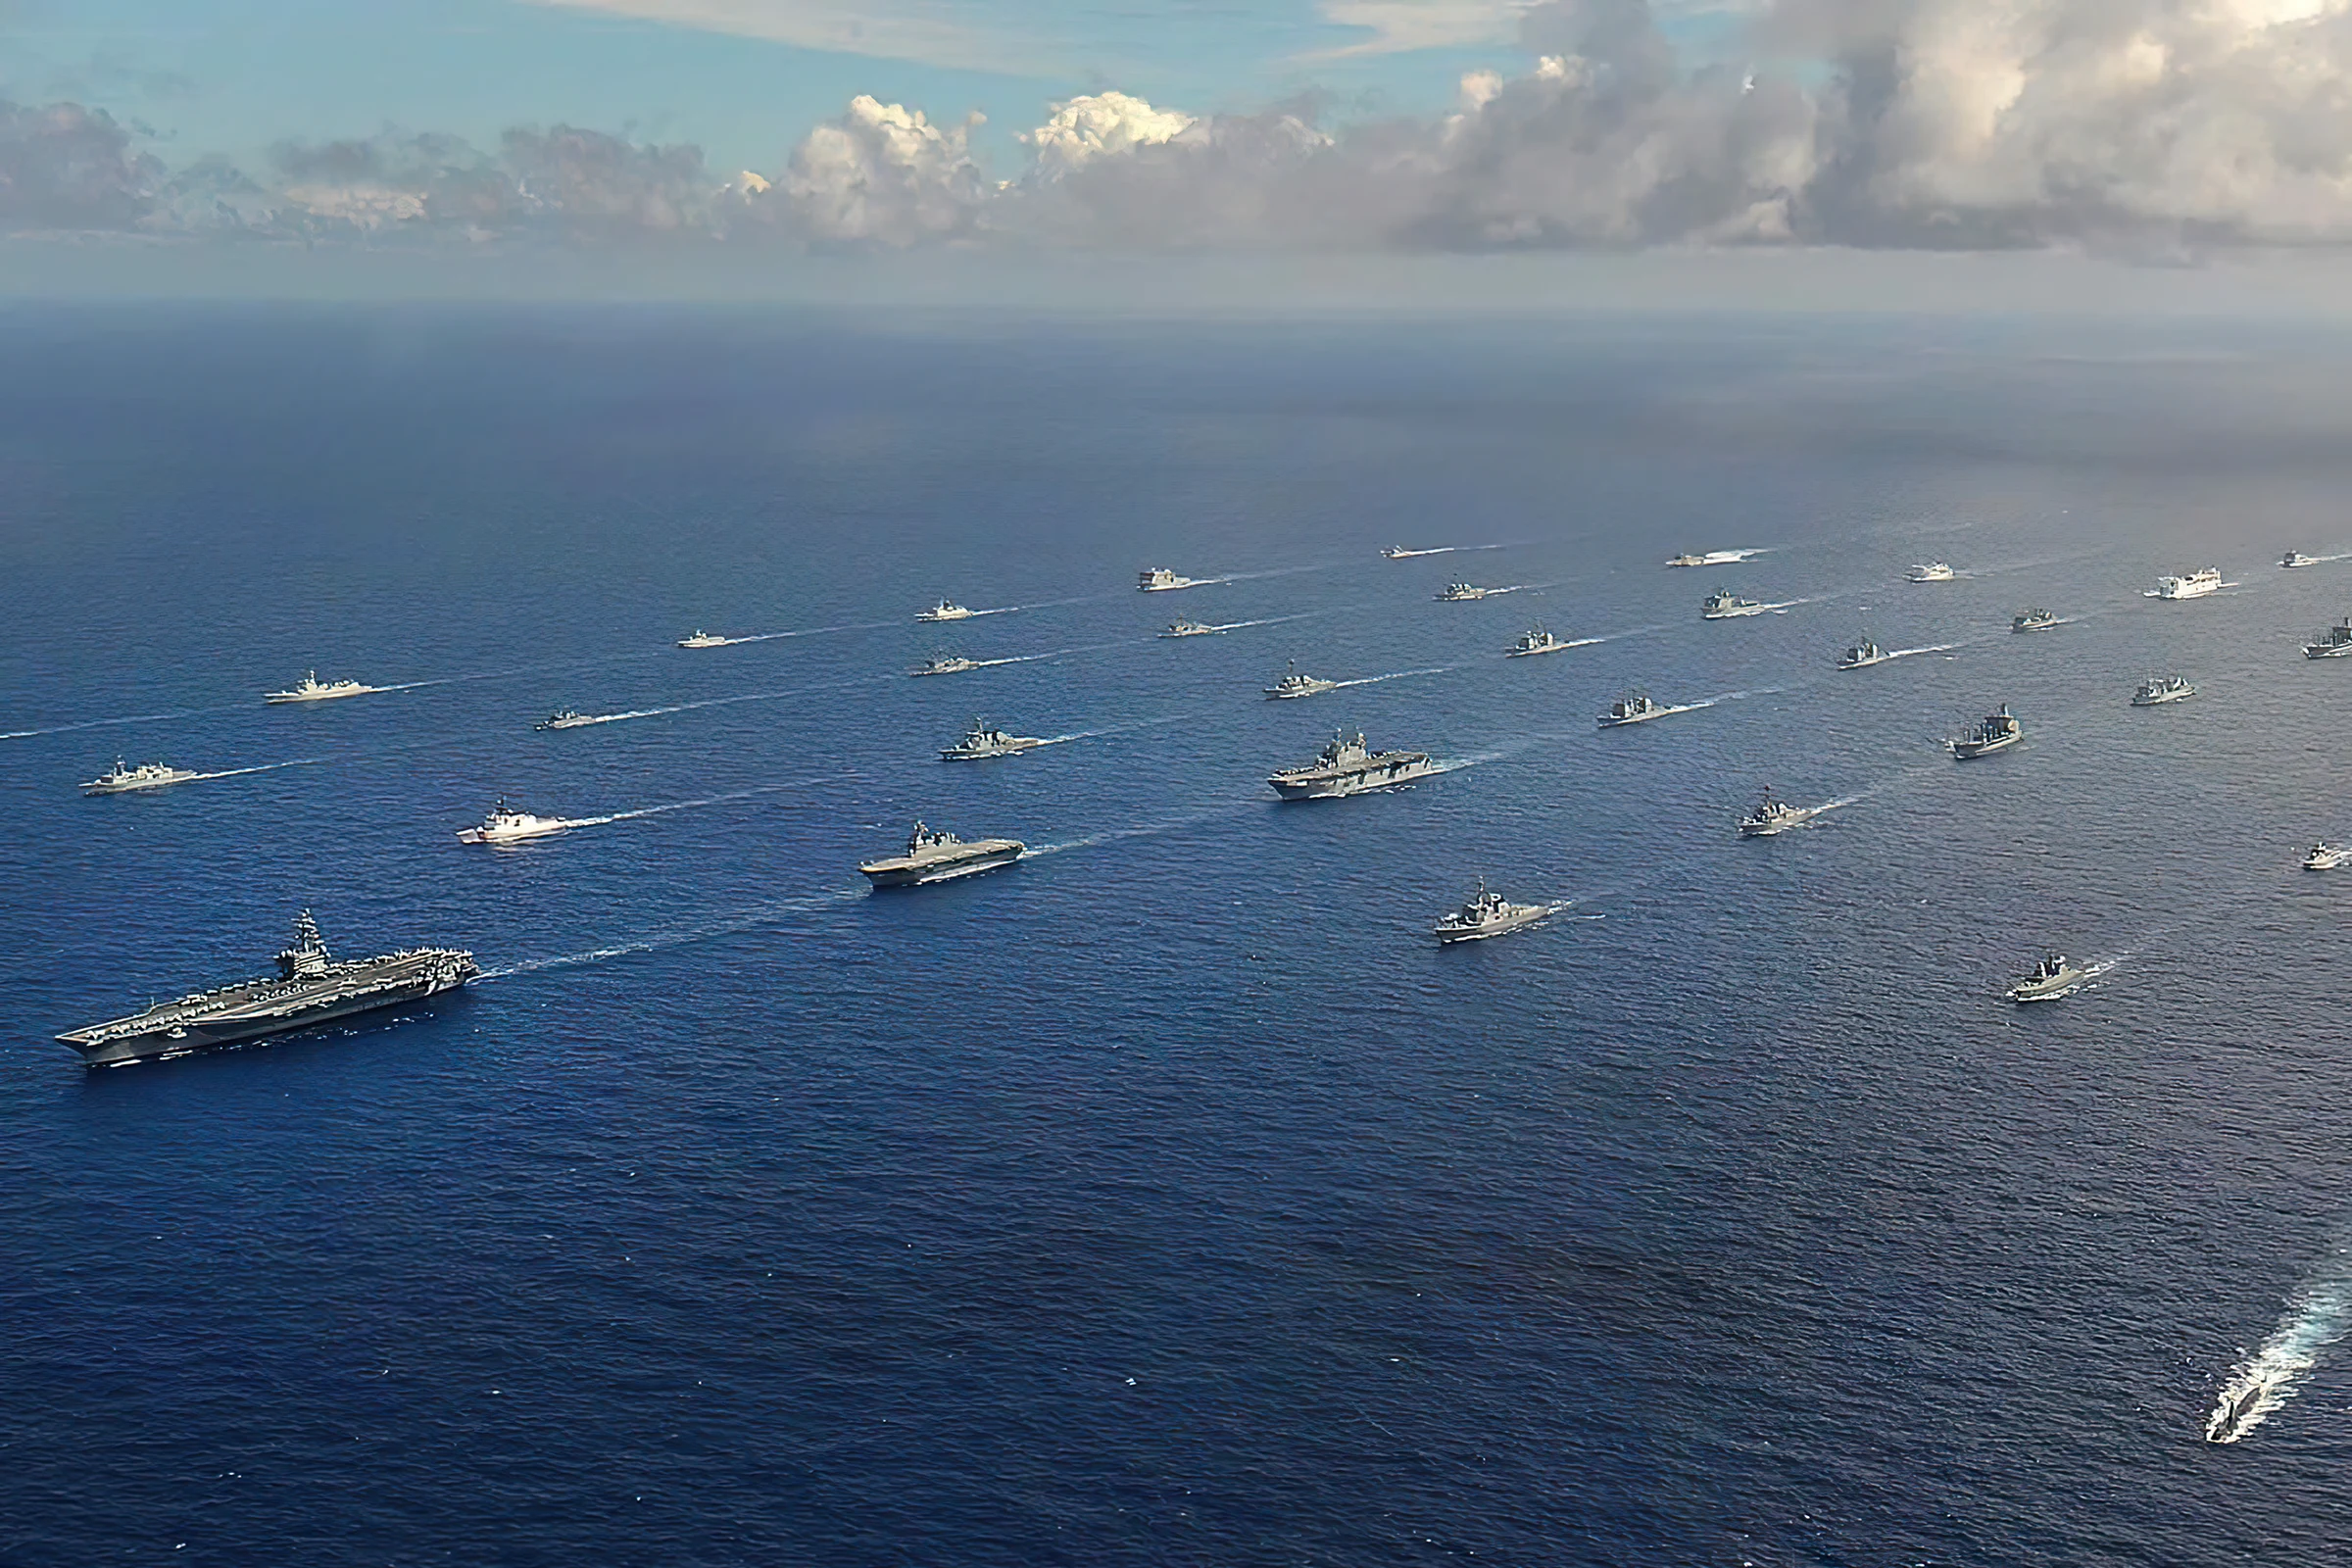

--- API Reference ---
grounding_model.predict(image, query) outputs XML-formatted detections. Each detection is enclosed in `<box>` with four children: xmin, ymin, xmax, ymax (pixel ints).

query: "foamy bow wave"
<box><xmin>2208</xmin><ymin>1245</ymin><xmax>2352</xmax><ymax>1444</ymax></box>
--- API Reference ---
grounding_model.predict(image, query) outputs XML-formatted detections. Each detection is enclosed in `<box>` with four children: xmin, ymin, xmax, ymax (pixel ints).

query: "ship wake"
<box><xmin>1326</xmin><ymin>666</ymin><xmax>1450</xmax><ymax>691</ymax></box>
<box><xmin>567</xmin><ymin>773</ymin><xmax>843</xmax><ymax>830</ymax></box>
<box><xmin>2207</xmin><ymin>1243</ymin><xmax>2352</xmax><ymax>1444</ymax></box>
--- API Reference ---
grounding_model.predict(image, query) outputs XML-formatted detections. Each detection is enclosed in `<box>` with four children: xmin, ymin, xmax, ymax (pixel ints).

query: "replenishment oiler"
<box><xmin>1267</xmin><ymin>731</ymin><xmax>1438</xmax><ymax>800</ymax></box>
<box><xmin>54</xmin><ymin>910</ymin><xmax>477</xmax><ymax>1067</ymax></box>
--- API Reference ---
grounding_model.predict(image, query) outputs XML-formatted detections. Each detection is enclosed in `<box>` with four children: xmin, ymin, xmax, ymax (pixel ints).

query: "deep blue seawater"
<box><xmin>7</xmin><ymin>304</ymin><xmax>2352</xmax><ymax>1564</ymax></box>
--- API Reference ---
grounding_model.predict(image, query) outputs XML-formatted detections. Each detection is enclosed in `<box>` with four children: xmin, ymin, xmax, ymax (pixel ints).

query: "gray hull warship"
<box><xmin>859</xmin><ymin>821</ymin><xmax>1025</xmax><ymax>886</ymax></box>
<box><xmin>1267</xmin><ymin>731</ymin><xmax>1438</xmax><ymax>800</ymax></box>
<box><xmin>55</xmin><ymin>910</ymin><xmax>477</xmax><ymax>1067</ymax></box>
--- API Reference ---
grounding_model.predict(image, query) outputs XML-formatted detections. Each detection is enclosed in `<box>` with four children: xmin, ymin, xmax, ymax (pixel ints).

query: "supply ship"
<box><xmin>1267</xmin><ymin>731</ymin><xmax>1437</xmax><ymax>800</ymax></box>
<box><xmin>1949</xmin><ymin>706</ymin><xmax>2021</xmax><ymax>759</ymax></box>
<box><xmin>54</xmin><ymin>910</ymin><xmax>477</xmax><ymax>1067</ymax></box>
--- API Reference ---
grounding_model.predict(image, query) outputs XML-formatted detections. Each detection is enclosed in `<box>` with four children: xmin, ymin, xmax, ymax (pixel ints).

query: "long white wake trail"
<box><xmin>567</xmin><ymin>773</ymin><xmax>845</xmax><ymax>830</ymax></box>
<box><xmin>2208</xmin><ymin>1242</ymin><xmax>2352</xmax><ymax>1443</ymax></box>
<box><xmin>1327</xmin><ymin>666</ymin><xmax>1450</xmax><ymax>691</ymax></box>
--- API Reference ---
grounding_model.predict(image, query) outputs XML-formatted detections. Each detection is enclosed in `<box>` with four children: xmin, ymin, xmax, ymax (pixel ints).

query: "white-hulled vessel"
<box><xmin>917</xmin><ymin>600</ymin><xmax>975</xmax><ymax>622</ymax></box>
<box><xmin>1506</xmin><ymin>624</ymin><xmax>1569</xmax><ymax>658</ymax></box>
<box><xmin>1736</xmin><ymin>787</ymin><xmax>1818</xmax><ymax>837</ymax></box>
<box><xmin>1432</xmin><ymin>881</ymin><xmax>1553</xmax><ymax>944</ymax></box>
<box><xmin>677</xmin><ymin>630</ymin><xmax>731</xmax><ymax>648</ymax></box>
<box><xmin>264</xmin><ymin>670</ymin><xmax>378</xmax><ymax>704</ymax></box>
<box><xmin>2151</xmin><ymin>567</ymin><xmax>2224</xmax><ymax>599</ymax></box>
<box><xmin>456</xmin><ymin>798</ymin><xmax>573</xmax><ymax>845</ymax></box>
<box><xmin>535</xmin><ymin>709</ymin><xmax>599</xmax><ymax>730</ymax></box>
<box><xmin>1138</xmin><ymin>566</ymin><xmax>1203</xmax><ymax>592</ymax></box>
<box><xmin>858</xmin><ymin>821</ymin><xmax>1024</xmax><ymax>886</ymax></box>
<box><xmin>1949</xmin><ymin>706</ymin><xmax>2020</xmax><ymax>759</ymax></box>
<box><xmin>1666</xmin><ymin>553</ymin><xmax>1708</xmax><ymax>567</ymax></box>
<box><xmin>2283</xmin><ymin>551</ymin><xmax>2322</xmax><ymax>569</ymax></box>
<box><xmin>1701</xmin><ymin>589</ymin><xmax>1765</xmax><ymax>618</ymax></box>
<box><xmin>82</xmin><ymin>758</ymin><xmax>203</xmax><ymax>795</ymax></box>
<box><xmin>2131</xmin><ymin>674</ymin><xmax>2196</xmax><ymax>706</ymax></box>
<box><xmin>2012</xmin><ymin>608</ymin><xmax>2061</xmax><ymax>633</ymax></box>
<box><xmin>2303</xmin><ymin>842</ymin><xmax>2350</xmax><ymax>869</ymax></box>
<box><xmin>1382</xmin><ymin>546</ymin><xmax>1443</xmax><ymax>559</ymax></box>
<box><xmin>1597</xmin><ymin>693</ymin><xmax>1689</xmax><ymax>727</ymax></box>
<box><xmin>1436</xmin><ymin>581</ymin><xmax>1491</xmax><ymax>601</ymax></box>
<box><xmin>1267</xmin><ymin>731</ymin><xmax>1437</xmax><ymax>800</ymax></box>
<box><xmin>2007</xmin><ymin>953</ymin><xmax>2085</xmax><ymax>1003</ymax></box>
<box><xmin>1838</xmin><ymin>638</ymin><xmax>1892</xmax><ymax>669</ymax></box>
<box><xmin>1160</xmin><ymin>619</ymin><xmax>1217</xmax><ymax>638</ymax></box>
<box><xmin>1263</xmin><ymin>662</ymin><xmax>1338</xmax><ymax>700</ymax></box>
<box><xmin>940</xmin><ymin>720</ymin><xmax>1045</xmax><ymax>760</ymax></box>
<box><xmin>2303</xmin><ymin>618</ymin><xmax>2352</xmax><ymax>658</ymax></box>
<box><xmin>1907</xmin><ymin>562</ymin><xmax>1956</xmax><ymax>582</ymax></box>
<box><xmin>911</xmin><ymin>654</ymin><xmax>980</xmax><ymax>676</ymax></box>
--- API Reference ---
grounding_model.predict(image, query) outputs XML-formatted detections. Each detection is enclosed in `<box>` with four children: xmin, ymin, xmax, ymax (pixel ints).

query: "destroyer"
<box><xmin>1907</xmin><ymin>562</ymin><xmax>1957</xmax><ymax>582</ymax></box>
<box><xmin>2303</xmin><ymin>618</ymin><xmax>2352</xmax><ymax>658</ymax></box>
<box><xmin>1838</xmin><ymin>638</ymin><xmax>1892</xmax><ymax>669</ymax></box>
<box><xmin>677</xmin><ymin>630</ymin><xmax>731</xmax><ymax>648</ymax></box>
<box><xmin>1701</xmin><ymin>590</ymin><xmax>1765</xmax><ymax>618</ymax></box>
<box><xmin>918</xmin><ymin>600</ymin><xmax>975</xmax><ymax>621</ymax></box>
<box><xmin>911</xmin><ymin>654</ymin><xmax>980</xmax><ymax>676</ymax></box>
<box><xmin>2305</xmin><ymin>841</ymin><xmax>2351</xmax><ymax>870</ymax></box>
<box><xmin>2131</xmin><ymin>675</ymin><xmax>2196</xmax><ymax>706</ymax></box>
<box><xmin>2151</xmin><ymin>567</ymin><xmax>2224</xmax><ymax>599</ymax></box>
<box><xmin>1737</xmin><ymin>787</ymin><xmax>1817</xmax><ymax>837</ymax></box>
<box><xmin>1949</xmin><ymin>706</ymin><xmax>2021</xmax><ymax>759</ymax></box>
<box><xmin>1267</xmin><ymin>731</ymin><xmax>1438</xmax><ymax>800</ymax></box>
<box><xmin>2012</xmin><ymin>608</ymin><xmax>2061</xmax><ymax>633</ymax></box>
<box><xmin>2283</xmin><ymin>551</ymin><xmax>2322</xmax><ymax>569</ymax></box>
<box><xmin>82</xmin><ymin>758</ymin><xmax>202</xmax><ymax>794</ymax></box>
<box><xmin>457</xmin><ymin>798</ymin><xmax>573</xmax><ymax>844</ymax></box>
<box><xmin>2007</xmin><ymin>953</ymin><xmax>2084</xmax><ymax>1003</ymax></box>
<box><xmin>535</xmin><ymin>709</ymin><xmax>599</xmax><ymax>730</ymax></box>
<box><xmin>1138</xmin><ymin>566</ymin><xmax>1204</xmax><ymax>592</ymax></box>
<box><xmin>1506</xmin><ymin>624</ymin><xmax>1571</xmax><ymax>658</ymax></box>
<box><xmin>1264</xmin><ymin>662</ymin><xmax>1338</xmax><ymax>700</ymax></box>
<box><xmin>859</xmin><ymin>821</ymin><xmax>1024</xmax><ymax>886</ymax></box>
<box><xmin>1436</xmin><ymin>582</ymin><xmax>1492</xmax><ymax>602</ymax></box>
<box><xmin>1160</xmin><ymin>619</ymin><xmax>1217</xmax><ymax>638</ymax></box>
<box><xmin>940</xmin><ymin>721</ymin><xmax>1045</xmax><ymax>760</ymax></box>
<box><xmin>1597</xmin><ymin>693</ymin><xmax>1688</xmax><ymax>727</ymax></box>
<box><xmin>54</xmin><ymin>910</ymin><xmax>476</xmax><ymax>1067</ymax></box>
<box><xmin>264</xmin><ymin>670</ymin><xmax>378</xmax><ymax>704</ymax></box>
<box><xmin>1433</xmin><ymin>882</ymin><xmax>1553</xmax><ymax>944</ymax></box>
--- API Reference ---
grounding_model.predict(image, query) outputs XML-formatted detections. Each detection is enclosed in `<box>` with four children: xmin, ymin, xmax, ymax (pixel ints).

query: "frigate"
<box><xmin>264</xmin><ymin>671</ymin><xmax>378</xmax><ymax>704</ymax></box>
<box><xmin>1433</xmin><ymin>882</ymin><xmax>1552</xmax><ymax>943</ymax></box>
<box><xmin>1700</xmin><ymin>590</ymin><xmax>1765</xmax><ymax>618</ymax></box>
<box><xmin>2131</xmin><ymin>675</ymin><xmax>2196</xmax><ymax>706</ymax></box>
<box><xmin>54</xmin><ymin>910</ymin><xmax>476</xmax><ymax>1067</ymax></box>
<box><xmin>457</xmin><ymin>798</ymin><xmax>573</xmax><ymax>844</ymax></box>
<box><xmin>1506</xmin><ymin>625</ymin><xmax>1570</xmax><ymax>658</ymax></box>
<box><xmin>1837</xmin><ymin>639</ymin><xmax>1892</xmax><ymax>669</ymax></box>
<box><xmin>1597</xmin><ymin>693</ymin><xmax>1689</xmax><ymax>727</ymax></box>
<box><xmin>1436</xmin><ymin>582</ymin><xmax>1491</xmax><ymax>601</ymax></box>
<box><xmin>1138</xmin><ymin>567</ymin><xmax>1203</xmax><ymax>592</ymax></box>
<box><xmin>2007</xmin><ymin>954</ymin><xmax>2085</xmax><ymax>1004</ymax></box>
<box><xmin>911</xmin><ymin>654</ymin><xmax>980</xmax><ymax>676</ymax></box>
<box><xmin>1737</xmin><ymin>788</ymin><xmax>1818</xmax><ymax>837</ymax></box>
<box><xmin>1159</xmin><ymin>619</ymin><xmax>1217</xmax><ymax>638</ymax></box>
<box><xmin>1266</xmin><ymin>731</ymin><xmax>1438</xmax><ymax>800</ymax></box>
<box><xmin>2012</xmin><ymin>608</ymin><xmax>2061</xmax><ymax>633</ymax></box>
<box><xmin>536</xmin><ymin>709</ymin><xmax>598</xmax><ymax>730</ymax></box>
<box><xmin>940</xmin><ymin>721</ymin><xmax>1045</xmax><ymax>760</ymax></box>
<box><xmin>1907</xmin><ymin>562</ymin><xmax>1956</xmax><ymax>582</ymax></box>
<box><xmin>858</xmin><ymin>821</ymin><xmax>1025</xmax><ymax>886</ymax></box>
<box><xmin>677</xmin><ymin>630</ymin><xmax>731</xmax><ymax>648</ymax></box>
<box><xmin>1263</xmin><ymin>662</ymin><xmax>1338</xmax><ymax>699</ymax></box>
<box><xmin>82</xmin><ymin>759</ymin><xmax>201</xmax><ymax>794</ymax></box>
<box><xmin>918</xmin><ymin>600</ymin><xmax>974</xmax><ymax>621</ymax></box>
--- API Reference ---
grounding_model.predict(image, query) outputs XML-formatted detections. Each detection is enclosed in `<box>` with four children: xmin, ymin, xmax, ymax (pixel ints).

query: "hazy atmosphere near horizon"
<box><xmin>11</xmin><ymin>4</ymin><xmax>2352</xmax><ymax>1566</ymax></box>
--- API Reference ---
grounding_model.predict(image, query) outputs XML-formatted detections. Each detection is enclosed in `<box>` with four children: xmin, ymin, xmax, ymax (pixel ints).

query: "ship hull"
<box><xmin>1268</xmin><ymin>760</ymin><xmax>1439</xmax><ymax>800</ymax></box>
<box><xmin>265</xmin><ymin>690</ymin><xmax>368</xmax><ymax>704</ymax></box>
<box><xmin>2305</xmin><ymin>643</ymin><xmax>2352</xmax><ymax>659</ymax></box>
<box><xmin>941</xmin><ymin>742</ymin><xmax>1044</xmax><ymax>760</ymax></box>
<box><xmin>1436</xmin><ymin>910</ymin><xmax>1548</xmax><ymax>943</ymax></box>
<box><xmin>59</xmin><ymin>970</ymin><xmax>471</xmax><ymax>1066</ymax></box>
<box><xmin>2009</xmin><ymin>974</ymin><xmax>2083</xmax><ymax>1004</ymax></box>
<box><xmin>1951</xmin><ymin>734</ymin><xmax>2018</xmax><ymax>759</ymax></box>
<box><xmin>1264</xmin><ymin>686</ymin><xmax>1335</xmax><ymax>699</ymax></box>
<box><xmin>860</xmin><ymin>847</ymin><xmax>1024</xmax><ymax>887</ymax></box>
<box><xmin>2131</xmin><ymin>691</ymin><xmax>2192</xmax><ymax>706</ymax></box>
<box><xmin>1701</xmin><ymin>607</ymin><xmax>1764</xmax><ymax>619</ymax></box>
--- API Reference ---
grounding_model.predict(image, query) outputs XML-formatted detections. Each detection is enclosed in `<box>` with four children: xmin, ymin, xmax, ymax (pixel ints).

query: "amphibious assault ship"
<box><xmin>1267</xmin><ymin>731</ymin><xmax>1437</xmax><ymax>800</ymax></box>
<box><xmin>264</xmin><ymin>671</ymin><xmax>379</xmax><ymax>704</ymax></box>
<box><xmin>82</xmin><ymin>758</ymin><xmax>201</xmax><ymax>794</ymax></box>
<box><xmin>858</xmin><ymin>821</ymin><xmax>1025</xmax><ymax>886</ymax></box>
<box><xmin>54</xmin><ymin>910</ymin><xmax>476</xmax><ymax>1067</ymax></box>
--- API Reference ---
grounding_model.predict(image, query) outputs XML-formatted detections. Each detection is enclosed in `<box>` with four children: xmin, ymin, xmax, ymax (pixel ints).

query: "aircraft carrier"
<box><xmin>55</xmin><ymin>910</ymin><xmax>477</xmax><ymax>1067</ymax></box>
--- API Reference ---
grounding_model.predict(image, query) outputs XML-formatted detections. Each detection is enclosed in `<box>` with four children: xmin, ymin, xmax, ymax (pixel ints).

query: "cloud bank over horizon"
<box><xmin>11</xmin><ymin>0</ymin><xmax>2352</xmax><ymax>257</ymax></box>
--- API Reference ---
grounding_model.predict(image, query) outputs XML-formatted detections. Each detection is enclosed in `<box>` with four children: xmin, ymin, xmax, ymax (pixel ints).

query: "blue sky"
<box><xmin>1</xmin><ymin>0</ymin><xmax>1673</xmax><ymax>175</ymax></box>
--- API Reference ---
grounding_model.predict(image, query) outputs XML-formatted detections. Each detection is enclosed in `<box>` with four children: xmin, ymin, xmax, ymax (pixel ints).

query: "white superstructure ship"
<box><xmin>1266</xmin><ymin>731</ymin><xmax>1438</xmax><ymax>800</ymax></box>
<box><xmin>1837</xmin><ymin>639</ymin><xmax>1892</xmax><ymax>669</ymax></box>
<box><xmin>82</xmin><ymin>758</ymin><xmax>202</xmax><ymax>794</ymax></box>
<box><xmin>1505</xmin><ymin>625</ymin><xmax>1569</xmax><ymax>658</ymax></box>
<box><xmin>2151</xmin><ymin>567</ymin><xmax>2224</xmax><ymax>599</ymax></box>
<box><xmin>1432</xmin><ymin>882</ymin><xmax>1552</xmax><ymax>944</ymax></box>
<box><xmin>911</xmin><ymin>654</ymin><xmax>980</xmax><ymax>676</ymax></box>
<box><xmin>2007</xmin><ymin>954</ymin><xmax>2084</xmax><ymax>1003</ymax></box>
<box><xmin>858</xmin><ymin>821</ymin><xmax>1024</xmax><ymax>886</ymax></box>
<box><xmin>264</xmin><ymin>670</ymin><xmax>378</xmax><ymax>704</ymax></box>
<box><xmin>677</xmin><ymin>630</ymin><xmax>731</xmax><ymax>648</ymax></box>
<box><xmin>917</xmin><ymin>600</ymin><xmax>975</xmax><ymax>622</ymax></box>
<box><xmin>457</xmin><ymin>798</ymin><xmax>573</xmax><ymax>845</ymax></box>
<box><xmin>1907</xmin><ymin>562</ymin><xmax>1956</xmax><ymax>582</ymax></box>
<box><xmin>2282</xmin><ymin>551</ymin><xmax>2322</xmax><ymax>568</ymax></box>
<box><xmin>2303</xmin><ymin>841</ymin><xmax>2350</xmax><ymax>870</ymax></box>
<box><xmin>1263</xmin><ymin>662</ymin><xmax>1338</xmax><ymax>699</ymax></box>
<box><xmin>1701</xmin><ymin>590</ymin><xmax>1765</xmax><ymax>618</ymax></box>
<box><xmin>2130</xmin><ymin>675</ymin><xmax>2196</xmax><ymax>706</ymax></box>
<box><xmin>1138</xmin><ymin>566</ymin><xmax>1203</xmax><ymax>592</ymax></box>
<box><xmin>940</xmin><ymin>721</ymin><xmax>1045</xmax><ymax>760</ymax></box>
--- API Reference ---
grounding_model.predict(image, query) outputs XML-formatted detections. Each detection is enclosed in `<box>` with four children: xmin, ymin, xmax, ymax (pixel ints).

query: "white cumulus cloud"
<box><xmin>775</xmin><ymin>95</ymin><xmax>989</xmax><ymax>245</ymax></box>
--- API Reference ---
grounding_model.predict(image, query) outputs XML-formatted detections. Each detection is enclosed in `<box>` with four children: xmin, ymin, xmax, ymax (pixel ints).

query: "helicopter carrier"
<box><xmin>54</xmin><ymin>910</ymin><xmax>477</xmax><ymax>1067</ymax></box>
<box><xmin>1267</xmin><ymin>732</ymin><xmax>1438</xmax><ymax>800</ymax></box>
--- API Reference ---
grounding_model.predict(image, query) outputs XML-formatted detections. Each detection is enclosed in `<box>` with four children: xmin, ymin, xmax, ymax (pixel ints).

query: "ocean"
<box><xmin>5</xmin><ymin>304</ymin><xmax>2352</xmax><ymax>1563</ymax></box>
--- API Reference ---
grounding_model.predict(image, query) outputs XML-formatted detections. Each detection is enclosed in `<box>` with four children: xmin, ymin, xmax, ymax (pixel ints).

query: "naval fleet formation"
<box><xmin>53</xmin><ymin>545</ymin><xmax>2352</xmax><ymax>1081</ymax></box>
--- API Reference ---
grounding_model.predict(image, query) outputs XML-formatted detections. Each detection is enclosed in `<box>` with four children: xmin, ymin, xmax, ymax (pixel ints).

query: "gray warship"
<box><xmin>1949</xmin><ymin>706</ymin><xmax>2021</xmax><ymax>759</ymax></box>
<box><xmin>859</xmin><ymin>821</ymin><xmax>1025</xmax><ymax>886</ymax></box>
<box><xmin>1267</xmin><ymin>731</ymin><xmax>1438</xmax><ymax>800</ymax></box>
<box><xmin>54</xmin><ymin>910</ymin><xmax>477</xmax><ymax>1067</ymax></box>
